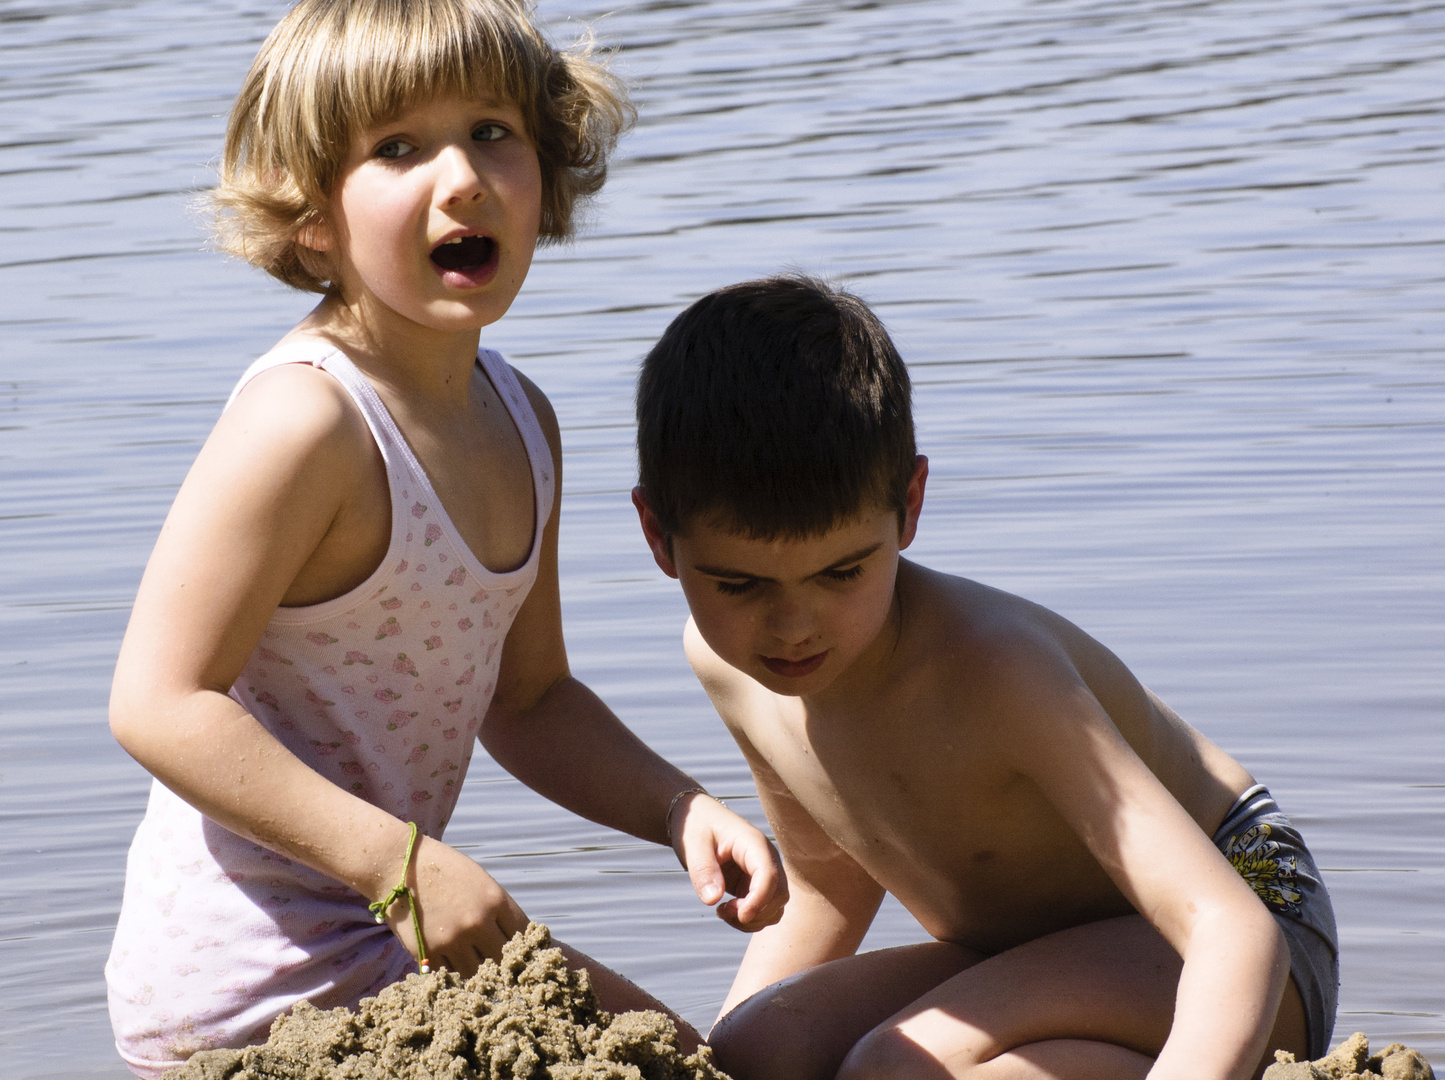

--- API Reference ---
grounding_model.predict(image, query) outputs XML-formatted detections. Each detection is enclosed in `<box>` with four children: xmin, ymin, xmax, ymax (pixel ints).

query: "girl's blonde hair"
<box><xmin>212</xmin><ymin>0</ymin><xmax>633</xmax><ymax>293</ymax></box>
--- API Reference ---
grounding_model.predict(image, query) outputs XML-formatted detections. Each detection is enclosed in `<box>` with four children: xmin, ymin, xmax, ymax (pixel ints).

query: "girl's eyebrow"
<box><xmin>693</xmin><ymin>542</ymin><xmax>883</xmax><ymax>582</ymax></box>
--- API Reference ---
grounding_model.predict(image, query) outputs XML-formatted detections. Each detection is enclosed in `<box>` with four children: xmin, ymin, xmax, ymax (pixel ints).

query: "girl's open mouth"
<box><xmin>430</xmin><ymin>235</ymin><xmax>497</xmax><ymax>285</ymax></box>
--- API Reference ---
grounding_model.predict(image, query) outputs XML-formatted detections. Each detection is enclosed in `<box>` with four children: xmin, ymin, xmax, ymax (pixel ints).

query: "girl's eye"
<box><xmin>824</xmin><ymin>565</ymin><xmax>864</xmax><ymax>584</ymax></box>
<box><xmin>473</xmin><ymin>124</ymin><xmax>508</xmax><ymax>142</ymax></box>
<box><xmin>715</xmin><ymin>579</ymin><xmax>758</xmax><ymax>597</ymax></box>
<box><xmin>374</xmin><ymin>139</ymin><xmax>415</xmax><ymax>160</ymax></box>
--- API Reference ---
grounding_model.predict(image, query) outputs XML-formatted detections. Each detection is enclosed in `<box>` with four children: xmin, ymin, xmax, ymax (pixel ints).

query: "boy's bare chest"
<box><xmin>752</xmin><ymin>700</ymin><xmax>1127</xmax><ymax>948</ymax></box>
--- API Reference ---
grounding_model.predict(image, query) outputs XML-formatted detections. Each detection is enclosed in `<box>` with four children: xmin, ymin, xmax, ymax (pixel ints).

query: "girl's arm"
<box><xmin>479</xmin><ymin>371</ymin><xmax>787</xmax><ymax>931</ymax></box>
<box><xmin>110</xmin><ymin>364</ymin><xmax>526</xmax><ymax>973</ymax></box>
<box><xmin>994</xmin><ymin>635</ymin><xmax>1290</xmax><ymax>1080</ymax></box>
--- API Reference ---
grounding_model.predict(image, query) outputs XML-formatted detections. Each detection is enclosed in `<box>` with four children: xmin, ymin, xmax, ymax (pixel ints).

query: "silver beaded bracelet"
<box><xmin>664</xmin><ymin>786</ymin><xmax>710</xmax><ymax>845</ymax></box>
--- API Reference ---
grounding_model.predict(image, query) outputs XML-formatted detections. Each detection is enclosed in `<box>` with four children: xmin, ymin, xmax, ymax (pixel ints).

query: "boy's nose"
<box><xmin>765</xmin><ymin>597</ymin><xmax>816</xmax><ymax>647</ymax></box>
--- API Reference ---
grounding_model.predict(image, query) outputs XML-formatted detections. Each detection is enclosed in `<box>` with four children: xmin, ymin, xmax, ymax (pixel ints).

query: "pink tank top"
<box><xmin>105</xmin><ymin>340</ymin><xmax>555</xmax><ymax>1077</ymax></box>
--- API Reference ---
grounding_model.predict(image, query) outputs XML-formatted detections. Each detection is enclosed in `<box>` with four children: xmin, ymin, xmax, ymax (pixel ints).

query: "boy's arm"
<box><xmin>718</xmin><ymin>746</ymin><xmax>885</xmax><ymax>1017</ymax></box>
<box><xmin>478</xmin><ymin>372</ymin><xmax>786</xmax><ymax>931</ymax></box>
<box><xmin>684</xmin><ymin>620</ymin><xmax>885</xmax><ymax>1018</ymax></box>
<box><xmin>992</xmin><ymin>634</ymin><xmax>1289</xmax><ymax>1080</ymax></box>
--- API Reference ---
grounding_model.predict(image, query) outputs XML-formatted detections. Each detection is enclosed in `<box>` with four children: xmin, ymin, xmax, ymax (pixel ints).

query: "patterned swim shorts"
<box><xmin>1213</xmin><ymin>784</ymin><xmax>1339</xmax><ymax>1058</ymax></box>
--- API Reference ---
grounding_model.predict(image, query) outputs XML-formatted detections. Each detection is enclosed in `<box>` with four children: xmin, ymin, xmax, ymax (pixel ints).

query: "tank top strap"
<box><xmin>224</xmin><ymin>340</ymin><xmax>555</xmax><ymax>579</ymax></box>
<box><xmin>476</xmin><ymin>347</ymin><xmax>556</xmax><ymax>532</ymax></box>
<box><xmin>224</xmin><ymin>340</ymin><xmax>418</xmax><ymax>484</ymax></box>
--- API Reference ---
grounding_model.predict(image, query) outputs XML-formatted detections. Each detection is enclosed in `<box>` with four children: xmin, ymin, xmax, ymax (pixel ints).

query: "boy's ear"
<box><xmin>898</xmin><ymin>455</ymin><xmax>928</xmax><ymax>550</ymax></box>
<box><xmin>632</xmin><ymin>486</ymin><xmax>679</xmax><ymax>579</ymax></box>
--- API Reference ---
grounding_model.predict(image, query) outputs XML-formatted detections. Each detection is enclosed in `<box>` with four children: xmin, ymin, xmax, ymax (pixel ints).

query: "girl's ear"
<box><xmin>296</xmin><ymin>217</ymin><xmax>334</xmax><ymax>253</ymax></box>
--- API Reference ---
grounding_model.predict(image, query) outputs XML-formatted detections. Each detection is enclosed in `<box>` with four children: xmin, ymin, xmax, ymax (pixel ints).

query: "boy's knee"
<box><xmin>709</xmin><ymin>1007</ymin><xmax>789</xmax><ymax>1080</ymax></box>
<box><xmin>836</xmin><ymin>1026</ymin><xmax>930</xmax><ymax>1080</ymax></box>
<box><xmin>838</xmin><ymin>1022</ymin><xmax>982</xmax><ymax>1080</ymax></box>
<box><xmin>709</xmin><ymin>997</ymin><xmax>834</xmax><ymax>1080</ymax></box>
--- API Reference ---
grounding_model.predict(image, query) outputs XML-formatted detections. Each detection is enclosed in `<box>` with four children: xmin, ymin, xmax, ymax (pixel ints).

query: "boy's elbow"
<box><xmin>1261</xmin><ymin>906</ymin><xmax>1290</xmax><ymax>981</ymax></box>
<box><xmin>1215</xmin><ymin>891</ymin><xmax>1289</xmax><ymax>983</ymax></box>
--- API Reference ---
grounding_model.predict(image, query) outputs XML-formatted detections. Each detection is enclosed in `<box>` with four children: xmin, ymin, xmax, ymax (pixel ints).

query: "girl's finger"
<box><xmin>686</xmin><ymin>845</ymin><xmax>727</xmax><ymax>906</ymax></box>
<box><xmin>499</xmin><ymin>894</ymin><xmax>530</xmax><ymax>937</ymax></box>
<box><xmin>715</xmin><ymin>896</ymin><xmax>744</xmax><ymax>931</ymax></box>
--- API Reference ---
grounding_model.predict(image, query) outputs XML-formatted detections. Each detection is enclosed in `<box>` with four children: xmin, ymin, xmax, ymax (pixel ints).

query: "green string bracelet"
<box><xmin>367</xmin><ymin>821</ymin><xmax>431</xmax><ymax>974</ymax></box>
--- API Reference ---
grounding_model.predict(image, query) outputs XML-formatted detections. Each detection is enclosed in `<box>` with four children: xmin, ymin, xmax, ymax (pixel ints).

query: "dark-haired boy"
<box><xmin>634</xmin><ymin>277</ymin><xmax>1338</xmax><ymax>1080</ymax></box>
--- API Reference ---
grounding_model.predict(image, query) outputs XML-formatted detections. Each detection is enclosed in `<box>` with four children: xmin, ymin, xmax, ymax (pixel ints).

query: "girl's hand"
<box><xmin>670</xmin><ymin>793</ymin><xmax>789</xmax><ymax>931</ymax></box>
<box><xmin>380</xmin><ymin>836</ymin><xmax>529</xmax><ymax>978</ymax></box>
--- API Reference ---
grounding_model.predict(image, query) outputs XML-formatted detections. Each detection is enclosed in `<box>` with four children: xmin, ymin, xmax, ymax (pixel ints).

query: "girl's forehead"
<box><xmin>359</xmin><ymin>88</ymin><xmax>521</xmax><ymax>129</ymax></box>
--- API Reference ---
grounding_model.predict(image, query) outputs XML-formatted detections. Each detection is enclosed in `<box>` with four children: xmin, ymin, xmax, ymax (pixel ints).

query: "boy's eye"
<box><xmin>473</xmin><ymin>123</ymin><xmax>508</xmax><ymax>142</ymax></box>
<box><xmin>823</xmin><ymin>565</ymin><xmax>864</xmax><ymax>584</ymax></box>
<box><xmin>374</xmin><ymin>138</ymin><xmax>416</xmax><ymax>160</ymax></box>
<box><xmin>714</xmin><ymin>579</ymin><xmax>758</xmax><ymax>597</ymax></box>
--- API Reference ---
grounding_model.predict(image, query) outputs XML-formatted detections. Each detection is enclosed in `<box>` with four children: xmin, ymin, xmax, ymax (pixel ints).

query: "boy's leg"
<box><xmin>709</xmin><ymin>941</ymin><xmax>986</xmax><ymax>1080</ymax></box>
<box><xmin>836</xmin><ymin>914</ymin><xmax>1308</xmax><ymax>1080</ymax></box>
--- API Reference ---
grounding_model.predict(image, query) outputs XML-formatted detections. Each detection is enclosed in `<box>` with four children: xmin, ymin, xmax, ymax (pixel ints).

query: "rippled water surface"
<box><xmin>1</xmin><ymin>0</ymin><xmax>1441</xmax><ymax>1075</ymax></box>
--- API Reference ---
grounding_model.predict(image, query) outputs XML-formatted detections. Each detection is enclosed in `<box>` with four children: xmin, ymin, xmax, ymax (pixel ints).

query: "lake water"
<box><xmin>0</xmin><ymin>0</ymin><xmax>1440</xmax><ymax>1075</ymax></box>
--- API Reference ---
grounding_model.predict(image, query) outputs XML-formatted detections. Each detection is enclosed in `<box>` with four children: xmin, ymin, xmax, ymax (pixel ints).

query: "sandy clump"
<box><xmin>162</xmin><ymin>922</ymin><xmax>730</xmax><ymax>1080</ymax></box>
<box><xmin>1264</xmin><ymin>1031</ymin><xmax>1435</xmax><ymax>1080</ymax></box>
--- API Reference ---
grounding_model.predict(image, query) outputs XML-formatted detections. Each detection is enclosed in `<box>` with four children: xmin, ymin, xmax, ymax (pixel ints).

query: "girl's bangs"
<box><xmin>333</xmin><ymin>2</ymin><xmax>538</xmax><ymax>137</ymax></box>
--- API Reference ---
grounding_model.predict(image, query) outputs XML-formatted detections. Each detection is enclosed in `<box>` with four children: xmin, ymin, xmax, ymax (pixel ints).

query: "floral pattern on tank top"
<box><xmin>106</xmin><ymin>342</ymin><xmax>553</xmax><ymax>1077</ymax></box>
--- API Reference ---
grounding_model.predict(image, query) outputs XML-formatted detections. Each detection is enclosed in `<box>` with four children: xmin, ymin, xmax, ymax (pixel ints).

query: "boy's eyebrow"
<box><xmin>693</xmin><ymin>542</ymin><xmax>884</xmax><ymax>581</ymax></box>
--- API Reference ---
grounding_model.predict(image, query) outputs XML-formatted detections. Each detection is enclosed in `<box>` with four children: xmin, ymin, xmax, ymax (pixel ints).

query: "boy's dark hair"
<box><xmin>637</xmin><ymin>275</ymin><xmax>916</xmax><ymax>539</ymax></box>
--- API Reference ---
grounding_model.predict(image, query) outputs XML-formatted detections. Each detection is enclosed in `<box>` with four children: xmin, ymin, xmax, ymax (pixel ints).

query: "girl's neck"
<box><xmin>297</xmin><ymin>294</ymin><xmax>485</xmax><ymax>405</ymax></box>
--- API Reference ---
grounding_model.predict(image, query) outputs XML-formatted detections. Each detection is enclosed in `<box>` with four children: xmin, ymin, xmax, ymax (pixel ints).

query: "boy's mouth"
<box><xmin>760</xmin><ymin>651</ymin><xmax>828</xmax><ymax>679</ymax></box>
<box><xmin>430</xmin><ymin>234</ymin><xmax>498</xmax><ymax>283</ymax></box>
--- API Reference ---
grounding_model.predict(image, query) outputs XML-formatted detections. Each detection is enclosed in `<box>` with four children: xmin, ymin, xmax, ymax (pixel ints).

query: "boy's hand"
<box><xmin>380</xmin><ymin>835</ymin><xmax>529</xmax><ymax>979</ymax></box>
<box><xmin>670</xmin><ymin>793</ymin><xmax>788</xmax><ymax>931</ymax></box>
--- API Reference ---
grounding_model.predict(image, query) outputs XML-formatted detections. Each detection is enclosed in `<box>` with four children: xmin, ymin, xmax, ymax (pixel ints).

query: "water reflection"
<box><xmin>0</xmin><ymin>1</ymin><xmax>1441</xmax><ymax>1075</ymax></box>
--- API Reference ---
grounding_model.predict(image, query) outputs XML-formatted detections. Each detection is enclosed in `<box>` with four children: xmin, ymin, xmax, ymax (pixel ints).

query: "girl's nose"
<box><xmin>436</xmin><ymin>144</ymin><xmax>487</xmax><ymax>206</ymax></box>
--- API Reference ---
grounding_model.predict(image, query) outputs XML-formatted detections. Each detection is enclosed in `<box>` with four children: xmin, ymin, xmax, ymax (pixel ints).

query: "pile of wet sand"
<box><xmin>162</xmin><ymin>923</ymin><xmax>730</xmax><ymax>1080</ymax></box>
<box><xmin>1265</xmin><ymin>1031</ymin><xmax>1435</xmax><ymax>1080</ymax></box>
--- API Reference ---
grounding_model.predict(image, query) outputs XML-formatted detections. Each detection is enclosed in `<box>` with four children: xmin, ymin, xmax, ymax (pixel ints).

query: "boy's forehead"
<box><xmin>678</xmin><ymin>507</ymin><xmax>897</xmax><ymax>574</ymax></box>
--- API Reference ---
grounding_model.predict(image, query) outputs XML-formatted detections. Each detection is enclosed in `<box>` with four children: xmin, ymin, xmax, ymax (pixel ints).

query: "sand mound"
<box><xmin>161</xmin><ymin>923</ymin><xmax>730</xmax><ymax>1080</ymax></box>
<box><xmin>1264</xmin><ymin>1031</ymin><xmax>1435</xmax><ymax>1080</ymax></box>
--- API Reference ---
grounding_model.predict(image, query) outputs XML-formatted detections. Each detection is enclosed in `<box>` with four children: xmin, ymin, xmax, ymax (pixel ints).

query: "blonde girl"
<box><xmin>104</xmin><ymin>2</ymin><xmax>784</xmax><ymax>1074</ymax></box>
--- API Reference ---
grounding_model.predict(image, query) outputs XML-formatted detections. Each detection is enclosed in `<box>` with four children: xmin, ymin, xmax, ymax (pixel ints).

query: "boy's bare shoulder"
<box><xmin>684</xmin><ymin>615</ymin><xmax>741</xmax><ymax>696</ymax></box>
<box><xmin>899</xmin><ymin>562</ymin><xmax>1148</xmax><ymax>722</ymax></box>
<box><xmin>902</xmin><ymin>563</ymin><xmax>1072</xmax><ymax>665</ymax></box>
<box><xmin>682</xmin><ymin>617</ymin><xmax>780</xmax><ymax>731</ymax></box>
